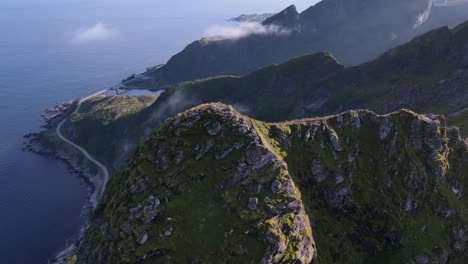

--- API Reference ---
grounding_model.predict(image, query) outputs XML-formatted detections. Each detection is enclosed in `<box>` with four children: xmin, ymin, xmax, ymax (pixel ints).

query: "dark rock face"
<box><xmin>271</xmin><ymin>109</ymin><xmax>468</xmax><ymax>263</ymax></box>
<box><xmin>78</xmin><ymin>104</ymin><xmax>468</xmax><ymax>263</ymax></box>
<box><xmin>263</xmin><ymin>5</ymin><xmax>300</xmax><ymax>28</ymax></box>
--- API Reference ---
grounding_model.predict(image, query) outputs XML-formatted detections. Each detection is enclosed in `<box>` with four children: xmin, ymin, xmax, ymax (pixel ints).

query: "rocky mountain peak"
<box><xmin>77</xmin><ymin>102</ymin><xmax>468</xmax><ymax>263</ymax></box>
<box><xmin>263</xmin><ymin>5</ymin><xmax>300</xmax><ymax>28</ymax></box>
<box><xmin>78</xmin><ymin>103</ymin><xmax>316</xmax><ymax>263</ymax></box>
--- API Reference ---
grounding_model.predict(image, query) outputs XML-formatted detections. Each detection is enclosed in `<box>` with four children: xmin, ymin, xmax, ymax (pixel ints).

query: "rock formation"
<box><xmin>77</xmin><ymin>103</ymin><xmax>468</xmax><ymax>263</ymax></box>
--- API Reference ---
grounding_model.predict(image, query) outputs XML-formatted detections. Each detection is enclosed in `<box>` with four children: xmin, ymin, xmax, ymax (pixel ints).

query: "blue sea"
<box><xmin>0</xmin><ymin>1</ymin><xmax>230</xmax><ymax>263</ymax></box>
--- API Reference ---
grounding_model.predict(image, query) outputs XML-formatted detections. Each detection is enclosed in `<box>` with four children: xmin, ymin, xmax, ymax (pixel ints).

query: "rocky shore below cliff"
<box><xmin>23</xmin><ymin>102</ymin><xmax>103</xmax><ymax>264</ymax></box>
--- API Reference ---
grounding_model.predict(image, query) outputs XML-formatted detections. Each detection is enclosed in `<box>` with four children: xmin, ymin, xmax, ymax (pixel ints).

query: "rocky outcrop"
<box><xmin>41</xmin><ymin>101</ymin><xmax>77</xmax><ymax>128</ymax></box>
<box><xmin>263</xmin><ymin>5</ymin><xmax>300</xmax><ymax>28</ymax></box>
<box><xmin>263</xmin><ymin>109</ymin><xmax>468</xmax><ymax>263</ymax></box>
<box><xmin>77</xmin><ymin>103</ymin><xmax>315</xmax><ymax>264</ymax></box>
<box><xmin>78</xmin><ymin>103</ymin><xmax>468</xmax><ymax>263</ymax></box>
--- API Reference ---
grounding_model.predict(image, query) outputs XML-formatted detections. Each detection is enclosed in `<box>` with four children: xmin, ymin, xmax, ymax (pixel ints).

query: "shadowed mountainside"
<box><xmin>122</xmin><ymin>0</ymin><xmax>463</xmax><ymax>89</ymax></box>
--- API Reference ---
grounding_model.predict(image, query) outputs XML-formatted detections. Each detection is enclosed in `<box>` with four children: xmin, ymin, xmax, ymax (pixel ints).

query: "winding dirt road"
<box><xmin>56</xmin><ymin>90</ymin><xmax>109</xmax><ymax>207</ymax></box>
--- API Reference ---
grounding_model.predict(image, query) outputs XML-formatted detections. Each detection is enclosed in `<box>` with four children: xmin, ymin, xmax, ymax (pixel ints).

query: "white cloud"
<box><xmin>71</xmin><ymin>23</ymin><xmax>119</xmax><ymax>45</ymax></box>
<box><xmin>204</xmin><ymin>22</ymin><xmax>290</xmax><ymax>41</ymax></box>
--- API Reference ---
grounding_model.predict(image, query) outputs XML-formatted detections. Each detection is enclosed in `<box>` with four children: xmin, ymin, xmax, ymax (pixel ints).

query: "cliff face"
<box><xmin>124</xmin><ymin>0</ymin><xmax>449</xmax><ymax>89</ymax></box>
<box><xmin>78</xmin><ymin>103</ymin><xmax>468</xmax><ymax>263</ymax></box>
<box><xmin>264</xmin><ymin>109</ymin><xmax>468</xmax><ymax>263</ymax></box>
<box><xmin>263</xmin><ymin>5</ymin><xmax>301</xmax><ymax>28</ymax></box>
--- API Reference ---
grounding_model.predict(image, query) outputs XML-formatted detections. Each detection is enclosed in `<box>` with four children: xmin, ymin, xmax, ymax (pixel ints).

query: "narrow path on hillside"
<box><xmin>56</xmin><ymin>90</ymin><xmax>109</xmax><ymax>208</ymax></box>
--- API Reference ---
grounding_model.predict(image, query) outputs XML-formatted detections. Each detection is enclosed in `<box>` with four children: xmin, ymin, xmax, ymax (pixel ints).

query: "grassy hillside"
<box><xmin>78</xmin><ymin>104</ymin><xmax>315</xmax><ymax>264</ymax></box>
<box><xmin>77</xmin><ymin>103</ymin><xmax>468</xmax><ymax>263</ymax></box>
<box><xmin>61</xmin><ymin>95</ymin><xmax>158</xmax><ymax>172</ymax></box>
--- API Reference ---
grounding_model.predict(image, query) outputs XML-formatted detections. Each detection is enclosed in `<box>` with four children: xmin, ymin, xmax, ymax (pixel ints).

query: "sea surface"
<box><xmin>0</xmin><ymin>1</ymin><xmax>227</xmax><ymax>263</ymax></box>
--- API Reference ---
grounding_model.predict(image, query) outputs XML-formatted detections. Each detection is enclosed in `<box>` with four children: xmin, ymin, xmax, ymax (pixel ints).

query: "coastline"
<box><xmin>54</xmin><ymin>89</ymin><xmax>110</xmax><ymax>206</ymax></box>
<box><xmin>24</xmin><ymin>132</ymin><xmax>100</xmax><ymax>211</ymax></box>
<box><xmin>23</xmin><ymin>88</ymin><xmax>163</xmax><ymax>263</ymax></box>
<box><xmin>24</xmin><ymin>133</ymin><xmax>96</xmax><ymax>263</ymax></box>
<box><xmin>23</xmin><ymin>94</ymin><xmax>109</xmax><ymax>264</ymax></box>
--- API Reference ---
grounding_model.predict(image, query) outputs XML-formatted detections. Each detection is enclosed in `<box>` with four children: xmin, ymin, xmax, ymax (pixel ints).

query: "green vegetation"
<box><xmin>78</xmin><ymin>104</ymin><xmax>315</xmax><ymax>263</ymax></box>
<box><xmin>32</xmin><ymin>125</ymin><xmax>99</xmax><ymax>176</ymax></box>
<box><xmin>70</xmin><ymin>95</ymin><xmax>156</xmax><ymax>123</ymax></box>
<box><xmin>261</xmin><ymin>110</ymin><xmax>468</xmax><ymax>263</ymax></box>
<box><xmin>78</xmin><ymin>104</ymin><xmax>468</xmax><ymax>263</ymax></box>
<box><xmin>161</xmin><ymin>24</ymin><xmax>466</xmax><ymax>121</ymax></box>
<box><xmin>448</xmin><ymin>110</ymin><xmax>468</xmax><ymax>137</ymax></box>
<box><xmin>62</xmin><ymin>95</ymin><xmax>158</xmax><ymax>173</ymax></box>
<box><xmin>41</xmin><ymin>21</ymin><xmax>468</xmax><ymax>263</ymax></box>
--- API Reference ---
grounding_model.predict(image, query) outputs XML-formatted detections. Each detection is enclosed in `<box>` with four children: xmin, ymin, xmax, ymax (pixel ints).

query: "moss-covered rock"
<box><xmin>78</xmin><ymin>103</ymin><xmax>468</xmax><ymax>263</ymax></box>
<box><xmin>77</xmin><ymin>103</ymin><xmax>315</xmax><ymax>264</ymax></box>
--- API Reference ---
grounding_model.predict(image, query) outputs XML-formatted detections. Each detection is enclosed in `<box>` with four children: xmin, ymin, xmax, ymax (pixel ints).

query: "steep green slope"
<box><xmin>78</xmin><ymin>103</ymin><xmax>468</xmax><ymax>263</ymax></box>
<box><xmin>153</xmin><ymin>52</ymin><xmax>344</xmax><ymax>121</ymax></box>
<box><xmin>261</xmin><ymin>110</ymin><xmax>468</xmax><ymax>263</ymax></box>
<box><xmin>61</xmin><ymin>95</ymin><xmax>158</xmax><ymax>171</ymax></box>
<box><xmin>78</xmin><ymin>103</ymin><xmax>315</xmax><ymax>264</ymax></box>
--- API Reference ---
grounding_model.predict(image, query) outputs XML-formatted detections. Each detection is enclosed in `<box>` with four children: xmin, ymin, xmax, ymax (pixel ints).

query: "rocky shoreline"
<box><xmin>40</xmin><ymin>101</ymin><xmax>76</xmax><ymax>129</ymax></box>
<box><xmin>23</xmin><ymin>102</ymin><xmax>103</xmax><ymax>264</ymax></box>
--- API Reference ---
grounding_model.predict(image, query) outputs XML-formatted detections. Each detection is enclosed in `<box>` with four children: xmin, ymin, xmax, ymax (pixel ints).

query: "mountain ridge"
<box><xmin>76</xmin><ymin>103</ymin><xmax>468</xmax><ymax>263</ymax></box>
<box><xmin>52</xmin><ymin>20</ymin><xmax>468</xmax><ymax>177</ymax></box>
<box><xmin>149</xmin><ymin>21</ymin><xmax>468</xmax><ymax>122</ymax></box>
<box><xmin>123</xmin><ymin>0</ymin><xmax>455</xmax><ymax>89</ymax></box>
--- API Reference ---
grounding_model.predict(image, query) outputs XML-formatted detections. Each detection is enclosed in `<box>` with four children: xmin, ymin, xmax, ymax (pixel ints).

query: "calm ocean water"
<box><xmin>0</xmin><ymin>1</ymin><xmax>226</xmax><ymax>263</ymax></box>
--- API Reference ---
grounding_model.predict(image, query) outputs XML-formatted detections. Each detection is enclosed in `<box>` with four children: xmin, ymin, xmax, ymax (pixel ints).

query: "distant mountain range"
<box><xmin>124</xmin><ymin>0</ymin><xmax>468</xmax><ymax>90</ymax></box>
